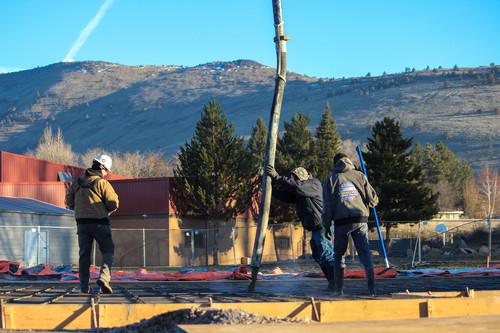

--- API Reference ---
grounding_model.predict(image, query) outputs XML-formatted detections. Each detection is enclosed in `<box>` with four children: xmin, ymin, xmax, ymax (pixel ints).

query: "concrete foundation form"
<box><xmin>0</xmin><ymin>276</ymin><xmax>499</xmax><ymax>330</ymax></box>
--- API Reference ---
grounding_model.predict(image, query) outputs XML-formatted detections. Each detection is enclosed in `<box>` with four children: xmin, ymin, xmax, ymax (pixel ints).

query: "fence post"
<box><xmin>205</xmin><ymin>229</ymin><xmax>209</xmax><ymax>266</ymax></box>
<box><xmin>289</xmin><ymin>223</ymin><xmax>295</xmax><ymax>261</ymax></box>
<box><xmin>232</xmin><ymin>227</ymin><xmax>237</xmax><ymax>265</ymax></box>
<box><xmin>418</xmin><ymin>221</ymin><xmax>422</xmax><ymax>263</ymax></box>
<box><xmin>142</xmin><ymin>229</ymin><xmax>146</xmax><ymax>268</ymax></box>
<box><xmin>349</xmin><ymin>235</ymin><xmax>355</xmax><ymax>261</ymax></box>
<box><xmin>36</xmin><ymin>226</ymin><xmax>41</xmax><ymax>265</ymax></box>
<box><xmin>191</xmin><ymin>229</ymin><xmax>195</xmax><ymax>266</ymax></box>
<box><xmin>92</xmin><ymin>241</ymin><xmax>96</xmax><ymax>267</ymax></box>
<box><xmin>488</xmin><ymin>217</ymin><xmax>492</xmax><ymax>267</ymax></box>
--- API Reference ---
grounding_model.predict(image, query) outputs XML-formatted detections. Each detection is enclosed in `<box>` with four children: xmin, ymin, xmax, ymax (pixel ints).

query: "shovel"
<box><xmin>356</xmin><ymin>146</ymin><xmax>392</xmax><ymax>275</ymax></box>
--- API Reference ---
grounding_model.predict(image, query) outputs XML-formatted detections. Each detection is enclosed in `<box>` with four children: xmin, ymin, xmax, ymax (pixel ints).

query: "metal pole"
<box><xmin>418</xmin><ymin>221</ymin><xmax>422</xmax><ymax>263</ymax></box>
<box><xmin>249</xmin><ymin>0</ymin><xmax>289</xmax><ymax>293</ymax></box>
<box><xmin>349</xmin><ymin>235</ymin><xmax>355</xmax><ymax>261</ymax></box>
<box><xmin>232</xmin><ymin>227</ymin><xmax>237</xmax><ymax>265</ymax></box>
<box><xmin>36</xmin><ymin>226</ymin><xmax>41</xmax><ymax>265</ymax></box>
<box><xmin>488</xmin><ymin>216</ymin><xmax>492</xmax><ymax>267</ymax></box>
<box><xmin>142</xmin><ymin>229</ymin><xmax>146</xmax><ymax>268</ymax></box>
<box><xmin>92</xmin><ymin>241</ymin><xmax>96</xmax><ymax>267</ymax></box>
<box><xmin>191</xmin><ymin>229</ymin><xmax>195</xmax><ymax>266</ymax></box>
<box><xmin>205</xmin><ymin>217</ymin><xmax>209</xmax><ymax>266</ymax></box>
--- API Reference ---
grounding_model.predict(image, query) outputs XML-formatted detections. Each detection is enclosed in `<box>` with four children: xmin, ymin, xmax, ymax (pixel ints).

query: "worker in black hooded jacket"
<box><xmin>266</xmin><ymin>165</ymin><xmax>335</xmax><ymax>291</ymax></box>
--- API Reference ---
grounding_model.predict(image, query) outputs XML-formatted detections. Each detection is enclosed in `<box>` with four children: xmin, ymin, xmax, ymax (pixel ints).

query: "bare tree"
<box><xmin>26</xmin><ymin>125</ymin><xmax>78</xmax><ymax>165</ymax></box>
<box><xmin>80</xmin><ymin>149</ymin><xmax>174</xmax><ymax>178</ymax></box>
<box><xmin>463</xmin><ymin>179</ymin><xmax>482</xmax><ymax>218</ymax></box>
<box><xmin>478</xmin><ymin>166</ymin><xmax>499</xmax><ymax>218</ymax></box>
<box><xmin>434</xmin><ymin>181</ymin><xmax>458</xmax><ymax>210</ymax></box>
<box><xmin>80</xmin><ymin>148</ymin><xmax>112</xmax><ymax>168</ymax></box>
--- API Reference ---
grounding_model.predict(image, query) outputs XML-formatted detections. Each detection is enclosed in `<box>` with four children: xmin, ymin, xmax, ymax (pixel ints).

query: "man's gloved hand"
<box><xmin>323</xmin><ymin>226</ymin><xmax>332</xmax><ymax>241</ymax></box>
<box><xmin>266</xmin><ymin>165</ymin><xmax>279</xmax><ymax>180</ymax></box>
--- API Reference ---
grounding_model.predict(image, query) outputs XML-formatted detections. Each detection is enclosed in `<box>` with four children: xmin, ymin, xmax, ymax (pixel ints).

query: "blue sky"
<box><xmin>1</xmin><ymin>0</ymin><xmax>499</xmax><ymax>78</ymax></box>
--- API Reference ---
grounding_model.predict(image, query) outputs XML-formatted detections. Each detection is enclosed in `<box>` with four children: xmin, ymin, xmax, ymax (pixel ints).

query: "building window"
<box><xmin>275</xmin><ymin>237</ymin><xmax>290</xmax><ymax>249</ymax></box>
<box><xmin>57</xmin><ymin>172</ymin><xmax>73</xmax><ymax>181</ymax></box>
<box><xmin>184</xmin><ymin>231</ymin><xmax>205</xmax><ymax>248</ymax></box>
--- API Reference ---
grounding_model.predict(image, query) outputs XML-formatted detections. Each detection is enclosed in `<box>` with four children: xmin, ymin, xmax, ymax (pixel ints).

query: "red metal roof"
<box><xmin>0</xmin><ymin>151</ymin><xmax>257</xmax><ymax>218</ymax></box>
<box><xmin>0</xmin><ymin>151</ymin><xmax>130</xmax><ymax>182</ymax></box>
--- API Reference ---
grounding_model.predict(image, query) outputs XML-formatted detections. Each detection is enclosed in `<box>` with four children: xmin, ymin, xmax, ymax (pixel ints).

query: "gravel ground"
<box><xmin>78</xmin><ymin>308</ymin><xmax>309</xmax><ymax>333</ymax></box>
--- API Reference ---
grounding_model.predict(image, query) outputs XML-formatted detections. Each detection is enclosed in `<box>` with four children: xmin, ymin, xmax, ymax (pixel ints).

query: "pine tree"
<box><xmin>314</xmin><ymin>102</ymin><xmax>341</xmax><ymax>182</ymax></box>
<box><xmin>273</xmin><ymin>110</ymin><xmax>314</xmax><ymax>223</ymax></box>
<box><xmin>275</xmin><ymin>110</ymin><xmax>314</xmax><ymax>174</ymax></box>
<box><xmin>364</xmin><ymin>117</ymin><xmax>439</xmax><ymax>241</ymax></box>
<box><xmin>173</xmin><ymin>98</ymin><xmax>258</xmax><ymax>264</ymax></box>
<box><xmin>414</xmin><ymin>140</ymin><xmax>474</xmax><ymax>208</ymax></box>
<box><xmin>247</xmin><ymin>117</ymin><xmax>268</xmax><ymax>175</ymax></box>
<box><xmin>433</xmin><ymin>141</ymin><xmax>474</xmax><ymax>195</ymax></box>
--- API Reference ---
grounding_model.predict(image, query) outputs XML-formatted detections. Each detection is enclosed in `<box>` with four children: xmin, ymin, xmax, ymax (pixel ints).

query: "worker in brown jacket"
<box><xmin>65</xmin><ymin>155</ymin><xmax>119</xmax><ymax>294</ymax></box>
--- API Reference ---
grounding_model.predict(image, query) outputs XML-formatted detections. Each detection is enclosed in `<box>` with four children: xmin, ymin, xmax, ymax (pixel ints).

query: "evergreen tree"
<box><xmin>275</xmin><ymin>110</ymin><xmax>314</xmax><ymax>174</ymax></box>
<box><xmin>314</xmin><ymin>102</ymin><xmax>341</xmax><ymax>183</ymax></box>
<box><xmin>432</xmin><ymin>141</ymin><xmax>474</xmax><ymax>196</ymax></box>
<box><xmin>413</xmin><ymin>140</ymin><xmax>474</xmax><ymax>208</ymax></box>
<box><xmin>247</xmin><ymin>117</ymin><xmax>268</xmax><ymax>175</ymax></box>
<box><xmin>273</xmin><ymin>110</ymin><xmax>314</xmax><ymax>223</ymax></box>
<box><xmin>364</xmin><ymin>117</ymin><xmax>439</xmax><ymax>241</ymax></box>
<box><xmin>173</xmin><ymin>98</ymin><xmax>258</xmax><ymax>264</ymax></box>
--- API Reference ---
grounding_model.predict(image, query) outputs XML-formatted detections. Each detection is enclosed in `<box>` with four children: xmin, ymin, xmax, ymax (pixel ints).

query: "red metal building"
<box><xmin>0</xmin><ymin>151</ymin><xmax>173</xmax><ymax>216</ymax></box>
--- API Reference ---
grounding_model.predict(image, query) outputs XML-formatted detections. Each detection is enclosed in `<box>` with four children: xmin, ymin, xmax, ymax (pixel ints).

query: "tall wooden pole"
<box><xmin>248</xmin><ymin>0</ymin><xmax>288</xmax><ymax>293</ymax></box>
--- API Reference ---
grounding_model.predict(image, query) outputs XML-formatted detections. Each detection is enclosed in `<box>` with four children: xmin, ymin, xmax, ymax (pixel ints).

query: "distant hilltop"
<box><xmin>0</xmin><ymin>60</ymin><xmax>498</xmax><ymax>172</ymax></box>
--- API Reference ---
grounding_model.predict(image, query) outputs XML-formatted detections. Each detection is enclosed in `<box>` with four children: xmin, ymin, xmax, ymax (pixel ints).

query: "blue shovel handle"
<box><xmin>356</xmin><ymin>146</ymin><xmax>389</xmax><ymax>269</ymax></box>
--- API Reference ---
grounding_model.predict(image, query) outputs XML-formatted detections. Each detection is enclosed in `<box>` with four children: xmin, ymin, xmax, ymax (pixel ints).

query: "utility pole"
<box><xmin>248</xmin><ymin>0</ymin><xmax>289</xmax><ymax>293</ymax></box>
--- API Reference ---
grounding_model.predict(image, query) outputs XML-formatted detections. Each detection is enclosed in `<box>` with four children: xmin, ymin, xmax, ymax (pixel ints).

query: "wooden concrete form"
<box><xmin>0</xmin><ymin>291</ymin><xmax>499</xmax><ymax>330</ymax></box>
<box><xmin>179</xmin><ymin>315</ymin><xmax>500</xmax><ymax>333</ymax></box>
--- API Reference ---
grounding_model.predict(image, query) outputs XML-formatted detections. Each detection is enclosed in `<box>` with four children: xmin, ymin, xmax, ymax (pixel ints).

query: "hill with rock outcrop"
<box><xmin>0</xmin><ymin>60</ymin><xmax>498</xmax><ymax>172</ymax></box>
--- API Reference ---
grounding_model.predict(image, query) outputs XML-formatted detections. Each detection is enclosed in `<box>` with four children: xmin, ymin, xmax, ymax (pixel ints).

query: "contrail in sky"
<box><xmin>63</xmin><ymin>0</ymin><xmax>115</xmax><ymax>62</ymax></box>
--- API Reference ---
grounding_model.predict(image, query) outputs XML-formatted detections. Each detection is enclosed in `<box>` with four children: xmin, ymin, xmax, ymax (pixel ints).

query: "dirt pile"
<box><xmin>85</xmin><ymin>307</ymin><xmax>309</xmax><ymax>333</ymax></box>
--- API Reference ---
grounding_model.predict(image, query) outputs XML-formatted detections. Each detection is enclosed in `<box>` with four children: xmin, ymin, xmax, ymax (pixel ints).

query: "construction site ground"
<box><xmin>1</xmin><ymin>257</ymin><xmax>500</xmax><ymax>332</ymax></box>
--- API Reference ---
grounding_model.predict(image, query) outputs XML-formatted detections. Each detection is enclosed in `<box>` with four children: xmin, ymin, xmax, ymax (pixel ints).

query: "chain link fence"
<box><xmin>3</xmin><ymin>219</ymin><xmax>499</xmax><ymax>268</ymax></box>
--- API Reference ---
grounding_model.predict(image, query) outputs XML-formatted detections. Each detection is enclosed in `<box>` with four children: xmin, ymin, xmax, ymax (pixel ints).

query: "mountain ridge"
<box><xmin>0</xmin><ymin>60</ymin><xmax>498</xmax><ymax>173</ymax></box>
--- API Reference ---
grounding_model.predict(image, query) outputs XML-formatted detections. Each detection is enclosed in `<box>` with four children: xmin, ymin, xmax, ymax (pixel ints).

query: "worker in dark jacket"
<box><xmin>322</xmin><ymin>153</ymin><xmax>379</xmax><ymax>296</ymax></box>
<box><xmin>65</xmin><ymin>155</ymin><xmax>119</xmax><ymax>294</ymax></box>
<box><xmin>266</xmin><ymin>165</ymin><xmax>335</xmax><ymax>291</ymax></box>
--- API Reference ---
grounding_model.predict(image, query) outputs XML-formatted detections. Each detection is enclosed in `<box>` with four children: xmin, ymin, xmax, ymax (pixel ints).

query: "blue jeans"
<box><xmin>310</xmin><ymin>228</ymin><xmax>335</xmax><ymax>268</ymax></box>
<box><xmin>77</xmin><ymin>224</ymin><xmax>114</xmax><ymax>290</ymax></box>
<box><xmin>333</xmin><ymin>223</ymin><xmax>373</xmax><ymax>270</ymax></box>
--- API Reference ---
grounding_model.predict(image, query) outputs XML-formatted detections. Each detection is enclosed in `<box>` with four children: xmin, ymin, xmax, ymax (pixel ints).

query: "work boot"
<box><xmin>366</xmin><ymin>267</ymin><xmax>375</xmax><ymax>296</ymax></box>
<box><xmin>326</xmin><ymin>266</ymin><xmax>335</xmax><ymax>292</ymax></box>
<box><xmin>320</xmin><ymin>265</ymin><xmax>335</xmax><ymax>292</ymax></box>
<box><xmin>80</xmin><ymin>283</ymin><xmax>89</xmax><ymax>294</ymax></box>
<box><xmin>333</xmin><ymin>269</ymin><xmax>344</xmax><ymax>297</ymax></box>
<box><xmin>97</xmin><ymin>279</ymin><xmax>113</xmax><ymax>294</ymax></box>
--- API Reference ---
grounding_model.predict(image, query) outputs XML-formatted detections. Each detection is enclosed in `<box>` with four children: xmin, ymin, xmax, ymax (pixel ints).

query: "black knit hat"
<box><xmin>334</xmin><ymin>153</ymin><xmax>348</xmax><ymax>166</ymax></box>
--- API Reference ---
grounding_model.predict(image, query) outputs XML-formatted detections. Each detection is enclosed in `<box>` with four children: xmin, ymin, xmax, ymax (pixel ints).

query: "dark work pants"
<box><xmin>77</xmin><ymin>224</ymin><xmax>114</xmax><ymax>290</ymax></box>
<box><xmin>333</xmin><ymin>223</ymin><xmax>373</xmax><ymax>270</ymax></box>
<box><xmin>310</xmin><ymin>228</ymin><xmax>335</xmax><ymax>268</ymax></box>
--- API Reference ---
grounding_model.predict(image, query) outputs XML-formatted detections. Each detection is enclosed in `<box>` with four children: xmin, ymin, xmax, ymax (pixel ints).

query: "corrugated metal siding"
<box><xmin>0</xmin><ymin>152</ymin><xmax>257</xmax><ymax>219</ymax></box>
<box><xmin>0</xmin><ymin>179</ymin><xmax>172</xmax><ymax>215</ymax></box>
<box><xmin>110</xmin><ymin>178</ymin><xmax>170</xmax><ymax>216</ymax></box>
<box><xmin>0</xmin><ymin>212</ymin><xmax>78</xmax><ymax>265</ymax></box>
<box><xmin>0</xmin><ymin>196</ymin><xmax>73</xmax><ymax>214</ymax></box>
<box><xmin>0</xmin><ymin>182</ymin><xmax>70</xmax><ymax>208</ymax></box>
<box><xmin>0</xmin><ymin>151</ymin><xmax>130</xmax><ymax>182</ymax></box>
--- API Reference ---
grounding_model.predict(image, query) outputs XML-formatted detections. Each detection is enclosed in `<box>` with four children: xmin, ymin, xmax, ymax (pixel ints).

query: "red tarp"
<box><xmin>3</xmin><ymin>262</ymin><xmax>500</xmax><ymax>282</ymax></box>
